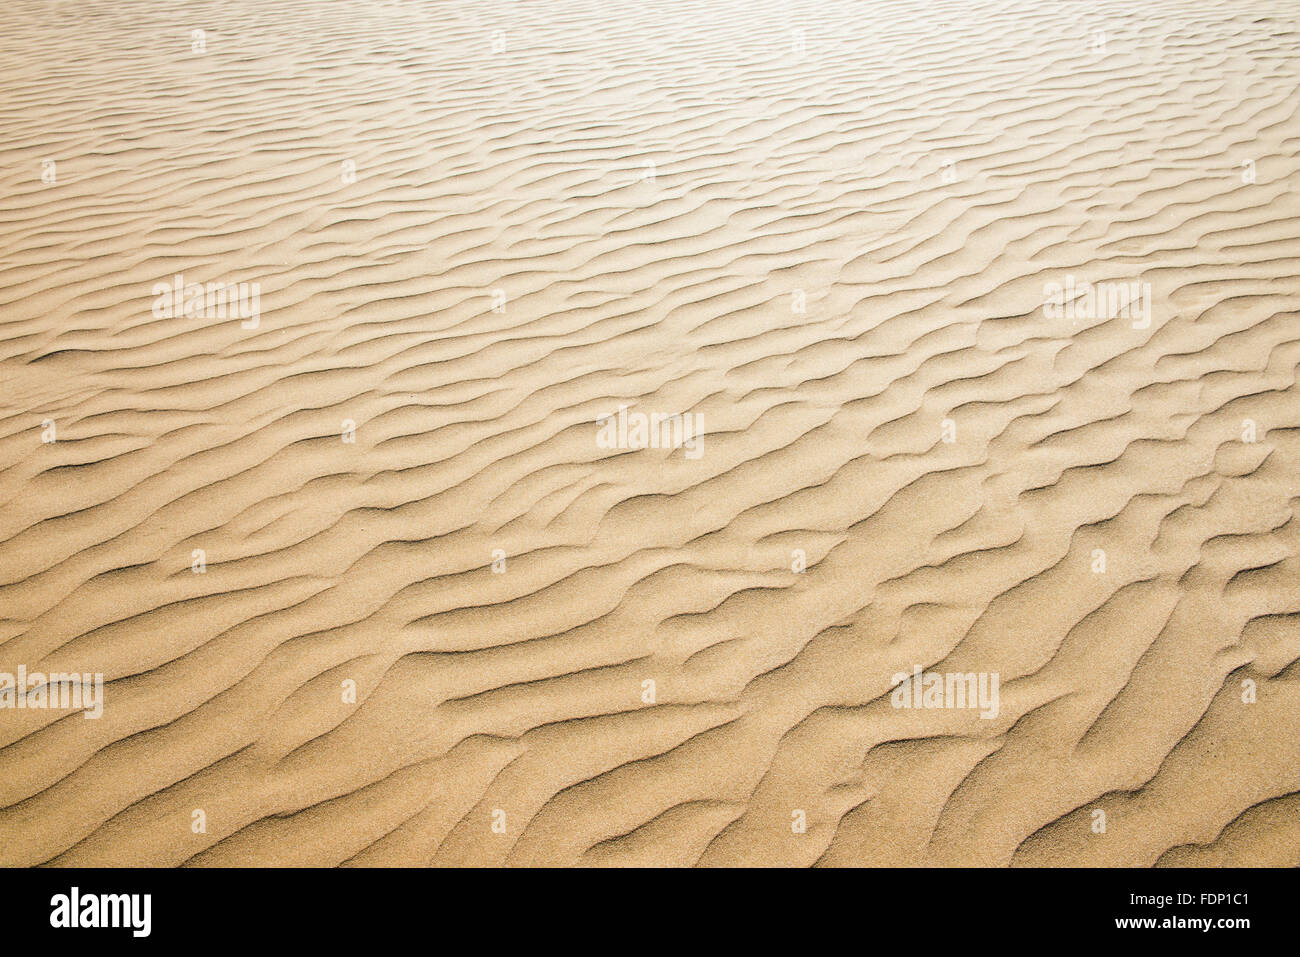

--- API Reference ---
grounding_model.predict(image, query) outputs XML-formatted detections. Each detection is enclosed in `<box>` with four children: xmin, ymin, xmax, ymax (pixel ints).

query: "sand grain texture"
<box><xmin>1</xmin><ymin>0</ymin><xmax>1298</xmax><ymax>867</ymax></box>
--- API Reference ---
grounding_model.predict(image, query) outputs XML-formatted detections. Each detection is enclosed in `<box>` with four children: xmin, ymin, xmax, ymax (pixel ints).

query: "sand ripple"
<box><xmin>1</xmin><ymin>0</ymin><xmax>1298</xmax><ymax>866</ymax></box>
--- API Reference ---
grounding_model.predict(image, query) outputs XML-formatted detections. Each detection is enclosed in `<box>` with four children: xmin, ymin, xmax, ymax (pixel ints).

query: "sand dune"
<box><xmin>1</xmin><ymin>0</ymin><xmax>1298</xmax><ymax>867</ymax></box>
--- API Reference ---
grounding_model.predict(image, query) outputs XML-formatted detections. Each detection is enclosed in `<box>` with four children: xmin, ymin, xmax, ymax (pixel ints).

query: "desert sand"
<box><xmin>1</xmin><ymin>0</ymin><xmax>1298</xmax><ymax>867</ymax></box>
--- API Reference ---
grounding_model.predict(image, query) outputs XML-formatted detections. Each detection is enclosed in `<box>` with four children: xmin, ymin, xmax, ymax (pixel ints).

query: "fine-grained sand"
<box><xmin>1</xmin><ymin>0</ymin><xmax>1298</xmax><ymax>867</ymax></box>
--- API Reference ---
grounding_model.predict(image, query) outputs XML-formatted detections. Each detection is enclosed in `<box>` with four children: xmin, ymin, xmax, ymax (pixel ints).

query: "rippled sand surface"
<box><xmin>2</xmin><ymin>0</ymin><xmax>1298</xmax><ymax>867</ymax></box>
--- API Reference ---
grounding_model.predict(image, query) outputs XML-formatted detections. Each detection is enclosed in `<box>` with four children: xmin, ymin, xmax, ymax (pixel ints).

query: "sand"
<box><xmin>1</xmin><ymin>0</ymin><xmax>1297</xmax><ymax>867</ymax></box>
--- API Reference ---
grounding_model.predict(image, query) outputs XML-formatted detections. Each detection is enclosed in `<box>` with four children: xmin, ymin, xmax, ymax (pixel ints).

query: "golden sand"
<box><xmin>1</xmin><ymin>0</ymin><xmax>1298</xmax><ymax>866</ymax></box>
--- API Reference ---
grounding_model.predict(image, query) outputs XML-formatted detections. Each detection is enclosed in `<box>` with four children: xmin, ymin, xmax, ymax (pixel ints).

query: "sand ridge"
<box><xmin>0</xmin><ymin>0</ymin><xmax>1298</xmax><ymax>866</ymax></box>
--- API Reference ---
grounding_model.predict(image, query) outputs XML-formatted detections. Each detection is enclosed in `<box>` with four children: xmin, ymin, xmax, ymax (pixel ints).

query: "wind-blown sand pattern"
<box><xmin>1</xmin><ymin>0</ymin><xmax>1298</xmax><ymax>868</ymax></box>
